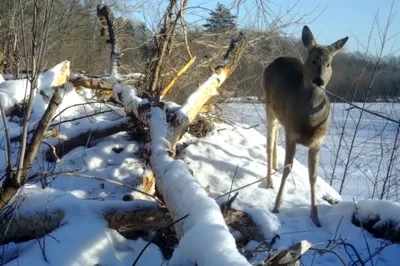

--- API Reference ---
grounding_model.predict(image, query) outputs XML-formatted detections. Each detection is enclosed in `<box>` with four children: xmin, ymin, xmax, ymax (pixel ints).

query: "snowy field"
<box><xmin>220</xmin><ymin>101</ymin><xmax>400</xmax><ymax>202</ymax></box>
<box><xmin>1</xmin><ymin>68</ymin><xmax>400</xmax><ymax>265</ymax></box>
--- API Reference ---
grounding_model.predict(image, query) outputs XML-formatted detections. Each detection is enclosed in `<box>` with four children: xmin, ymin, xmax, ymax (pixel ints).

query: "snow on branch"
<box><xmin>97</xmin><ymin>4</ymin><xmax>119</xmax><ymax>77</ymax></box>
<box><xmin>112</xmin><ymin>33</ymin><xmax>250</xmax><ymax>265</ymax></box>
<box><xmin>173</xmin><ymin>32</ymin><xmax>246</xmax><ymax>144</ymax></box>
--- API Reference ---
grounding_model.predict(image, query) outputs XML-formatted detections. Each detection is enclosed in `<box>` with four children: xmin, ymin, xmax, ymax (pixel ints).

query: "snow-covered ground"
<box><xmin>220</xmin><ymin>101</ymin><xmax>400</xmax><ymax>202</ymax></box>
<box><xmin>1</xmin><ymin>71</ymin><xmax>400</xmax><ymax>266</ymax></box>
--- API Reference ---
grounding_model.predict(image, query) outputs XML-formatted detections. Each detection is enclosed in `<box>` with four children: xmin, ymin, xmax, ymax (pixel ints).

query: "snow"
<box><xmin>1</xmin><ymin>74</ymin><xmax>400</xmax><ymax>266</ymax></box>
<box><xmin>3</xmin><ymin>188</ymin><xmax>163</xmax><ymax>266</ymax></box>
<box><xmin>0</xmin><ymin>61</ymin><xmax>70</xmax><ymax>114</ymax></box>
<box><xmin>356</xmin><ymin>199</ymin><xmax>400</xmax><ymax>228</ymax></box>
<box><xmin>178</xmin><ymin>70</ymin><xmax>227</xmax><ymax>122</ymax></box>
<box><xmin>147</xmin><ymin>107</ymin><xmax>251</xmax><ymax>265</ymax></box>
<box><xmin>220</xmin><ymin>102</ymin><xmax>400</xmax><ymax>201</ymax></box>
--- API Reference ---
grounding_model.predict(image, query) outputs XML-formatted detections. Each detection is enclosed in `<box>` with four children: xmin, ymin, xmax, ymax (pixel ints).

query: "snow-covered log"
<box><xmin>0</xmin><ymin>61</ymin><xmax>70</xmax><ymax>114</ymax></box>
<box><xmin>0</xmin><ymin>61</ymin><xmax>70</xmax><ymax>211</ymax></box>
<box><xmin>113</xmin><ymin>34</ymin><xmax>250</xmax><ymax>266</ymax></box>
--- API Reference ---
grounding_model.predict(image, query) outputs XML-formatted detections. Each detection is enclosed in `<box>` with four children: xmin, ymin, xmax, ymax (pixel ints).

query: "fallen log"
<box><xmin>0</xmin><ymin>209</ymin><xmax>64</xmax><ymax>245</ymax></box>
<box><xmin>113</xmin><ymin>33</ymin><xmax>250</xmax><ymax>266</ymax></box>
<box><xmin>0</xmin><ymin>84</ymin><xmax>64</xmax><ymax>211</ymax></box>
<box><xmin>45</xmin><ymin>119</ymin><xmax>131</xmax><ymax>162</ymax></box>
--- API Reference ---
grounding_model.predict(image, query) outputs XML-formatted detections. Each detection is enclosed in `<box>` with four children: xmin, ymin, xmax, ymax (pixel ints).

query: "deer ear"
<box><xmin>328</xmin><ymin>37</ymin><xmax>348</xmax><ymax>56</ymax></box>
<box><xmin>302</xmin><ymin>26</ymin><xmax>317</xmax><ymax>51</ymax></box>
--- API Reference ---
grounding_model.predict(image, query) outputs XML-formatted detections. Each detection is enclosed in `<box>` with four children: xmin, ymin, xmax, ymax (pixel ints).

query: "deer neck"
<box><xmin>301</xmin><ymin>80</ymin><xmax>330</xmax><ymax>123</ymax></box>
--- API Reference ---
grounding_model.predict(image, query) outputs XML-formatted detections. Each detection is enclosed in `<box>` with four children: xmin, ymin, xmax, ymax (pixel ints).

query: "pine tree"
<box><xmin>203</xmin><ymin>3</ymin><xmax>236</xmax><ymax>32</ymax></box>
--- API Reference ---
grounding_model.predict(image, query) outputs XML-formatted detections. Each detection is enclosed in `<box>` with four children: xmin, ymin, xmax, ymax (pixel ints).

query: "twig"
<box><xmin>31</xmin><ymin>171</ymin><xmax>163</xmax><ymax>206</ymax></box>
<box><xmin>45</xmin><ymin>118</ymin><xmax>130</xmax><ymax>162</ymax></box>
<box><xmin>63</xmin><ymin>172</ymin><xmax>162</xmax><ymax>205</ymax></box>
<box><xmin>220</xmin><ymin>192</ymin><xmax>239</xmax><ymax>214</ymax></box>
<box><xmin>42</xmin><ymin>141</ymin><xmax>60</xmax><ymax>162</ymax></box>
<box><xmin>132</xmin><ymin>214</ymin><xmax>189</xmax><ymax>266</ymax></box>
<box><xmin>48</xmin><ymin>110</ymin><xmax>114</xmax><ymax>129</ymax></box>
<box><xmin>0</xmin><ymin>104</ymin><xmax>12</xmax><ymax>173</ymax></box>
<box><xmin>352</xmin><ymin>199</ymin><xmax>373</xmax><ymax>265</ymax></box>
<box><xmin>179</xmin><ymin>0</ymin><xmax>192</xmax><ymax>59</ymax></box>
<box><xmin>328</xmin><ymin>215</ymin><xmax>344</xmax><ymax>248</ymax></box>
<box><xmin>380</xmin><ymin>123</ymin><xmax>400</xmax><ymax>199</ymax></box>
<box><xmin>215</xmin><ymin>164</ymin><xmax>290</xmax><ymax>200</ymax></box>
<box><xmin>228</xmin><ymin>164</ymin><xmax>239</xmax><ymax>202</ymax></box>
<box><xmin>342</xmin><ymin>241</ymin><xmax>365</xmax><ymax>266</ymax></box>
<box><xmin>324</xmin><ymin>89</ymin><xmax>400</xmax><ymax>125</ymax></box>
<box><xmin>243</xmin><ymin>124</ymin><xmax>259</xmax><ymax>130</ymax></box>
<box><xmin>51</xmin><ymin>101</ymin><xmax>107</xmax><ymax>121</ymax></box>
<box><xmin>147</xmin><ymin>0</ymin><xmax>179</xmax><ymax>93</ymax></box>
<box><xmin>309</xmin><ymin>247</ymin><xmax>346</xmax><ymax>266</ymax></box>
<box><xmin>11</xmin><ymin>110</ymin><xmax>113</xmax><ymax>142</ymax></box>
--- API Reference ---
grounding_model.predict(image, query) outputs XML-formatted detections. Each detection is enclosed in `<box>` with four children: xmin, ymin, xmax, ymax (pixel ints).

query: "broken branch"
<box><xmin>97</xmin><ymin>4</ymin><xmax>119</xmax><ymax>77</ymax></box>
<box><xmin>160</xmin><ymin>56</ymin><xmax>196</xmax><ymax>100</ymax></box>
<box><xmin>113</xmin><ymin>33</ymin><xmax>249</xmax><ymax>266</ymax></box>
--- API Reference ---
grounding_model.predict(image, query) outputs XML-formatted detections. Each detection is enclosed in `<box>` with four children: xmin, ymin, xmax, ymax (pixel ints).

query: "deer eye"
<box><xmin>327</xmin><ymin>63</ymin><xmax>330</xmax><ymax>67</ymax></box>
<box><xmin>312</xmin><ymin>60</ymin><xmax>317</xmax><ymax>65</ymax></box>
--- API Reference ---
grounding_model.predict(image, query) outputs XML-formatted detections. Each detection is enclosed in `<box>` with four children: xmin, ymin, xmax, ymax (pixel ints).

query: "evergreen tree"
<box><xmin>203</xmin><ymin>3</ymin><xmax>236</xmax><ymax>32</ymax></box>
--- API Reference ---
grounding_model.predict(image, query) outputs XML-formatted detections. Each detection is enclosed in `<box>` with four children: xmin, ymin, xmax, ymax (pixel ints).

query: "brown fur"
<box><xmin>263</xmin><ymin>26</ymin><xmax>348</xmax><ymax>226</ymax></box>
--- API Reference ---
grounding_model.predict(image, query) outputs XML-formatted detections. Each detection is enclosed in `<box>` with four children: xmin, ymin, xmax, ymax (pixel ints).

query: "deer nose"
<box><xmin>313</xmin><ymin>78</ymin><xmax>324</xmax><ymax>87</ymax></box>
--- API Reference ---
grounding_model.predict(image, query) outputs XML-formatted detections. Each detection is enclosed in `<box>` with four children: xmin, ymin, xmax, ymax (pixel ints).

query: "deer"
<box><xmin>263</xmin><ymin>26</ymin><xmax>348</xmax><ymax>226</ymax></box>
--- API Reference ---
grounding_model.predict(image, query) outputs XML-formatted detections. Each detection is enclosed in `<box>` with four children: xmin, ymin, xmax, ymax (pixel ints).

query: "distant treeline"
<box><xmin>0</xmin><ymin>0</ymin><xmax>399</xmax><ymax>102</ymax></box>
<box><xmin>227</xmin><ymin>35</ymin><xmax>400</xmax><ymax>102</ymax></box>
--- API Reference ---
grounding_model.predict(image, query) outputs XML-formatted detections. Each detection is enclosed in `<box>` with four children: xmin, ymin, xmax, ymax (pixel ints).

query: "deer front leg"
<box><xmin>308</xmin><ymin>145</ymin><xmax>321</xmax><ymax>227</ymax></box>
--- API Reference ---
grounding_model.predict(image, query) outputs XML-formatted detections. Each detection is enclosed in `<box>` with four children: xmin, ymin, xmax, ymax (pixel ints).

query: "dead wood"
<box><xmin>0</xmin><ymin>209</ymin><xmax>64</xmax><ymax>245</ymax></box>
<box><xmin>0</xmin><ymin>86</ymin><xmax>63</xmax><ymax>211</ymax></box>
<box><xmin>24</xmin><ymin>88</ymin><xmax>62</xmax><ymax>170</ymax></box>
<box><xmin>167</xmin><ymin>32</ymin><xmax>246</xmax><ymax>147</ymax></box>
<box><xmin>352</xmin><ymin>213</ymin><xmax>400</xmax><ymax>243</ymax></box>
<box><xmin>161</xmin><ymin>56</ymin><xmax>196</xmax><ymax>100</ymax></box>
<box><xmin>263</xmin><ymin>241</ymin><xmax>315</xmax><ymax>266</ymax></box>
<box><xmin>72</xmin><ymin>77</ymin><xmax>114</xmax><ymax>91</ymax></box>
<box><xmin>106</xmin><ymin>207</ymin><xmax>172</xmax><ymax>237</ymax></box>
<box><xmin>97</xmin><ymin>4</ymin><xmax>119</xmax><ymax>76</ymax></box>
<box><xmin>187</xmin><ymin>116</ymin><xmax>215</xmax><ymax>138</ymax></box>
<box><xmin>106</xmin><ymin>205</ymin><xmax>265</xmax><ymax>260</ymax></box>
<box><xmin>144</xmin><ymin>0</ymin><xmax>190</xmax><ymax>95</ymax></box>
<box><xmin>45</xmin><ymin>119</ymin><xmax>131</xmax><ymax>162</ymax></box>
<box><xmin>122</xmin><ymin>167</ymin><xmax>156</xmax><ymax>201</ymax></box>
<box><xmin>113</xmin><ymin>33</ymin><xmax>251</xmax><ymax>265</ymax></box>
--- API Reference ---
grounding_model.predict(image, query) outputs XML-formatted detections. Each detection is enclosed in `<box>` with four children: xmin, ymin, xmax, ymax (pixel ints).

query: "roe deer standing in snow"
<box><xmin>263</xmin><ymin>26</ymin><xmax>348</xmax><ymax>226</ymax></box>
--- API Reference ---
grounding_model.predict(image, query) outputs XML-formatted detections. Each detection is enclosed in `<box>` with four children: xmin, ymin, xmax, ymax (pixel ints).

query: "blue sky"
<box><xmin>182</xmin><ymin>0</ymin><xmax>400</xmax><ymax>56</ymax></box>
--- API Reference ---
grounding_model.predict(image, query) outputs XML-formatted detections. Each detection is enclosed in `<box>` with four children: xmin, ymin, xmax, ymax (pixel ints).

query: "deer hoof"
<box><xmin>311</xmin><ymin>213</ymin><xmax>321</xmax><ymax>227</ymax></box>
<box><xmin>264</xmin><ymin>178</ymin><xmax>274</xmax><ymax>189</ymax></box>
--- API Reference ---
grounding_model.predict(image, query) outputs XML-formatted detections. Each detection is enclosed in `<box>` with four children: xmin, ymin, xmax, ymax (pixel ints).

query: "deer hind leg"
<box><xmin>308</xmin><ymin>145</ymin><xmax>322</xmax><ymax>227</ymax></box>
<box><xmin>266</xmin><ymin>108</ymin><xmax>278</xmax><ymax>189</ymax></box>
<box><xmin>272</xmin><ymin>125</ymin><xmax>279</xmax><ymax>170</ymax></box>
<box><xmin>273</xmin><ymin>132</ymin><xmax>296</xmax><ymax>213</ymax></box>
